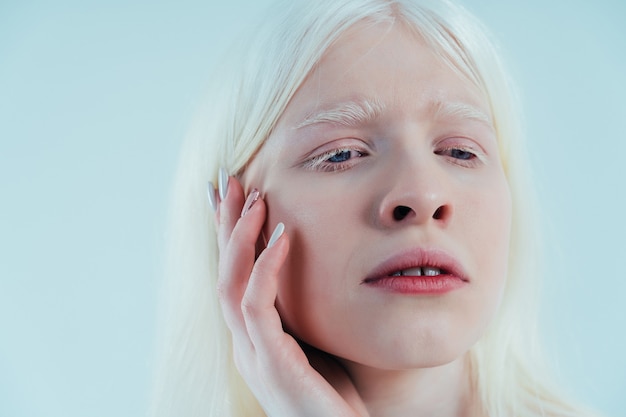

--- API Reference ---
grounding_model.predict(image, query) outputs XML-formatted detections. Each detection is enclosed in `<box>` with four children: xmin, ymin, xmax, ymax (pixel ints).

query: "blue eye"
<box><xmin>435</xmin><ymin>145</ymin><xmax>482</xmax><ymax>168</ymax></box>
<box><xmin>327</xmin><ymin>150</ymin><xmax>353</xmax><ymax>163</ymax></box>
<box><xmin>448</xmin><ymin>148</ymin><xmax>474</xmax><ymax>160</ymax></box>
<box><xmin>303</xmin><ymin>147</ymin><xmax>368</xmax><ymax>172</ymax></box>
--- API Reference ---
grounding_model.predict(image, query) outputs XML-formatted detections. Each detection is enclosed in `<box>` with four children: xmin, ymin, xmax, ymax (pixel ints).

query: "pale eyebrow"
<box><xmin>433</xmin><ymin>100</ymin><xmax>493</xmax><ymax>127</ymax></box>
<box><xmin>294</xmin><ymin>98</ymin><xmax>385</xmax><ymax>130</ymax></box>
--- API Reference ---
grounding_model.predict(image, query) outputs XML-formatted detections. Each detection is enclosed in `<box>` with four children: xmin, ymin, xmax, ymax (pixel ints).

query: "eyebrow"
<box><xmin>294</xmin><ymin>98</ymin><xmax>493</xmax><ymax>130</ymax></box>
<box><xmin>433</xmin><ymin>100</ymin><xmax>493</xmax><ymax>126</ymax></box>
<box><xmin>294</xmin><ymin>98</ymin><xmax>385</xmax><ymax>130</ymax></box>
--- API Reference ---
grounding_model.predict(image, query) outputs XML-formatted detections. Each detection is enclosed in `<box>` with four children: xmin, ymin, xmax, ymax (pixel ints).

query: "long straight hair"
<box><xmin>151</xmin><ymin>1</ymin><xmax>596</xmax><ymax>415</ymax></box>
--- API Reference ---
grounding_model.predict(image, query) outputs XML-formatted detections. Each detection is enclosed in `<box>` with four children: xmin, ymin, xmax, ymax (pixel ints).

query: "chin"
<box><xmin>303</xmin><ymin>323</ymin><xmax>479</xmax><ymax>373</ymax></box>
<box><xmin>331</xmin><ymin>342</ymin><xmax>472</xmax><ymax>377</ymax></box>
<box><xmin>369</xmin><ymin>338</ymin><xmax>474</xmax><ymax>371</ymax></box>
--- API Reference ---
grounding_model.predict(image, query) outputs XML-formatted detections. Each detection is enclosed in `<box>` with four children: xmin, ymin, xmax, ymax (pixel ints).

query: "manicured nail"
<box><xmin>241</xmin><ymin>188</ymin><xmax>260</xmax><ymax>217</ymax></box>
<box><xmin>267</xmin><ymin>222</ymin><xmax>285</xmax><ymax>248</ymax></box>
<box><xmin>207</xmin><ymin>182</ymin><xmax>217</xmax><ymax>211</ymax></box>
<box><xmin>218</xmin><ymin>167</ymin><xmax>229</xmax><ymax>200</ymax></box>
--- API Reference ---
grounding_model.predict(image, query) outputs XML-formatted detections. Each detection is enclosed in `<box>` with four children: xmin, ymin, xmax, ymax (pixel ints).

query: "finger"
<box><xmin>241</xmin><ymin>223</ymin><xmax>290</xmax><ymax>356</ymax></box>
<box><xmin>240</xmin><ymin>231</ymin><xmax>366</xmax><ymax>415</ymax></box>
<box><xmin>216</xmin><ymin>170</ymin><xmax>246</xmax><ymax>251</ymax></box>
<box><xmin>217</xmin><ymin>192</ymin><xmax>267</xmax><ymax>348</ymax></box>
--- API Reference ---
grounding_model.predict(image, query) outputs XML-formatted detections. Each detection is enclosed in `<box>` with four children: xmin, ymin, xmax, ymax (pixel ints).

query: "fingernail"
<box><xmin>218</xmin><ymin>167</ymin><xmax>229</xmax><ymax>200</ymax></box>
<box><xmin>207</xmin><ymin>182</ymin><xmax>217</xmax><ymax>211</ymax></box>
<box><xmin>267</xmin><ymin>222</ymin><xmax>285</xmax><ymax>248</ymax></box>
<box><xmin>240</xmin><ymin>188</ymin><xmax>260</xmax><ymax>217</ymax></box>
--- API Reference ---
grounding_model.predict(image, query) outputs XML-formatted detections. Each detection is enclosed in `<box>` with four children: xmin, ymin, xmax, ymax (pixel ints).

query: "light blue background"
<box><xmin>1</xmin><ymin>1</ymin><xmax>624</xmax><ymax>416</ymax></box>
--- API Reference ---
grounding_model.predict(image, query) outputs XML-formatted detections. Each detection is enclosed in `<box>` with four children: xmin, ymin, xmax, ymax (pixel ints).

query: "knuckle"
<box><xmin>240</xmin><ymin>295</ymin><xmax>259</xmax><ymax>320</ymax></box>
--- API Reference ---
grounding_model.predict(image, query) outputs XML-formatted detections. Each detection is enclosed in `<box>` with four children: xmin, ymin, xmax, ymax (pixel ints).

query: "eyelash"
<box><xmin>302</xmin><ymin>143</ymin><xmax>483</xmax><ymax>172</ymax></box>
<box><xmin>302</xmin><ymin>147</ymin><xmax>368</xmax><ymax>172</ymax></box>
<box><xmin>435</xmin><ymin>145</ymin><xmax>483</xmax><ymax>168</ymax></box>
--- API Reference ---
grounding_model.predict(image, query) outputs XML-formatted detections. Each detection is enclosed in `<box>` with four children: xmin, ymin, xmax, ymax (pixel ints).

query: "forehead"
<box><xmin>276</xmin><ymin>21</ymin><xmax>489</xmax><ymax>131</ymax></box>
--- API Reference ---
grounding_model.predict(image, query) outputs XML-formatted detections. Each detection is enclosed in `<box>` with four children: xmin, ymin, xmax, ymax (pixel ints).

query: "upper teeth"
<box><xmin>390</xmin><ymin>267</ymin><xmax>441</xmax><ymax>277</ymax></box>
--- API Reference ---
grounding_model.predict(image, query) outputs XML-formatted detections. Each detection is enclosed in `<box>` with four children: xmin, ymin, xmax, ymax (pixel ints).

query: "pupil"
<box><xmin>328</xmin><ymin>150</ymin><xmax>351</xmax><ymax>163</ymax></box>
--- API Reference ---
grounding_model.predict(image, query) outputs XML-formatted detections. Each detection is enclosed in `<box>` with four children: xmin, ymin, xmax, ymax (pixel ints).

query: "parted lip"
<box><xmin>362</xmin><ymin>247</ymin><xmax>469</xmax><ymax>283</ymax></box>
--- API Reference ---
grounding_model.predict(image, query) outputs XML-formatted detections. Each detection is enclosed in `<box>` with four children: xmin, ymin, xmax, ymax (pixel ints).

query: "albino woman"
<box><xmin>151</xmin><ymin>0</ymin><xmax>600</xmax><ymax>416</ymax></box>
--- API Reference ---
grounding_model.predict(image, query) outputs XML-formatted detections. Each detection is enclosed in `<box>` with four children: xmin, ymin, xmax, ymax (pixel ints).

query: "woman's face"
<box><xmin>243</xmin><ymin>22</ymin><xmax>511</xmax><ymax>369</ymax></box>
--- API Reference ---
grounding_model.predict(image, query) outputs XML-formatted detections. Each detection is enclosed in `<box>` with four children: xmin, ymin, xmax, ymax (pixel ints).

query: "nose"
<box><xmin>376</xmin><ymin>160</ymin><xmax>453</xmax><ymax>229</ymax></box>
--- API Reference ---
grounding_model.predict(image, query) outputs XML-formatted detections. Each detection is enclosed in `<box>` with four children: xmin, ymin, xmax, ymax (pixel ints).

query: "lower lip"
<box><xmin>364</xmin><ymin>275</ymin><xmax>466</xmax><ymax>295</ymax></box>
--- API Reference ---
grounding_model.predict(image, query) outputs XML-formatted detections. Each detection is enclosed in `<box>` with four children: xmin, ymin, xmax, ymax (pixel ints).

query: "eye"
<box><xmin>448</xmin><ymin>148</ymin><xmax>474</xmax><ymax>160</ymax></box>
<box><xmin>435</xmin><ymin>145</ymin><xmax>483</xmax><ymax>168</ymax></box>
<box><xmin>327</xmin><ymin>149</ymin><xmax>355</xmax><ymax>163</ymax></box>
<box><xmin>302</xmin><ymin>147</ymin><xmax>368</xmax><ymax>172</ymax></box>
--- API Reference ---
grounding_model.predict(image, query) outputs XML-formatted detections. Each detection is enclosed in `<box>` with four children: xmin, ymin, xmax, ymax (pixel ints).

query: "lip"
<box><xmin>362</xmin><ymin>247</ymin><xmax>469</xmax><ymax>295</ymax></box>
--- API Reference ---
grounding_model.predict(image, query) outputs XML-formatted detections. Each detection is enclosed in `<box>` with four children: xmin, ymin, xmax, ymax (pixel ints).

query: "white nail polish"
<box><xmin>207</xmin><ymin>182</ymin><xmax>217</xmax><ymax>211</ymax></box>
<box><xmin>218</xmin><ymin>167</ymin><xmax>229</xmax><ymax>200</ymax></box>
<box><xmin>267</xmin><ymin>222</ymin><xmax>285</xmax><ymax>248</ymax></box>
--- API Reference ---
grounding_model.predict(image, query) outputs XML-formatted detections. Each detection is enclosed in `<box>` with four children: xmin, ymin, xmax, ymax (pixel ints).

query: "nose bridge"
<box><xmin>375</xmin><ymin>146</ymin><xmax>452</xmax><ymax>227</ymax></box>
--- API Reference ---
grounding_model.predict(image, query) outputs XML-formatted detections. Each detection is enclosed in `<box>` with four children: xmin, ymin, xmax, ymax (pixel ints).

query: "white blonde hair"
<box><xmin>150</xmin><ymin>0</ymin><xmax>597</xmax><ymax>416</ymax></box>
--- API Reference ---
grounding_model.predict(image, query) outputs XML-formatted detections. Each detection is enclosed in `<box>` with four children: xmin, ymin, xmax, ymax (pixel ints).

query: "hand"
<box><xmin>212</xmin><ymin>171</ymin><xmax>369</xmax><ymax>417</ymax></box>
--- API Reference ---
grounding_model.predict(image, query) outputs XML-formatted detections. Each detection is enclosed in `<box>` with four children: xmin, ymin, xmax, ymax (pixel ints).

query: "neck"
<box><xmin>339</xmin><ymin>354</ymin><xmax>479</xmax><ymax>417</ymax></box>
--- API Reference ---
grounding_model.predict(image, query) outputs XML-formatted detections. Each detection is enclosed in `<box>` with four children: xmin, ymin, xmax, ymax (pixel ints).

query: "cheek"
<box><xmin>466</xmin><ymin>177</ymin><xmax>512</xmax><ymax>307</ymax></box>
<box><xmin>262</xmin><ymin>180</ymin><xmax>355</xmax><ymax>340</ymax></box>
<box><xmin>486</xmin><ymin>179</ymin><xmax>512</xmax><ymax>271</ymax></box>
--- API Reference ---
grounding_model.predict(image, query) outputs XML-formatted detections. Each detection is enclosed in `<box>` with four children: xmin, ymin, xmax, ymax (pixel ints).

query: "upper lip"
<box><xmin>363</xmin><ymin>247</ymin><xmax>469</xmax><ymax>283</ymax></box>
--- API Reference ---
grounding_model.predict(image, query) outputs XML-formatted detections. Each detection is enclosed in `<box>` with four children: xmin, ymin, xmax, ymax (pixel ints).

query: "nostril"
<box><xmin>432</xmin><ymin>205</ymin><xmax>446</xmax><ymax>220</ymax></box>
<box><xmin>393</xmin><ymin>205</ymin><xmax>412</xmax><ymax>221</ymax></box>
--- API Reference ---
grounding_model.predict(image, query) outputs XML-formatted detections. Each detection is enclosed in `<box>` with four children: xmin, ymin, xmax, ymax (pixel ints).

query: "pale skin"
<box><xmin>214</xmin><ymin>21</ymin><xmax>512</xmax><ymax>417</ymax></box>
